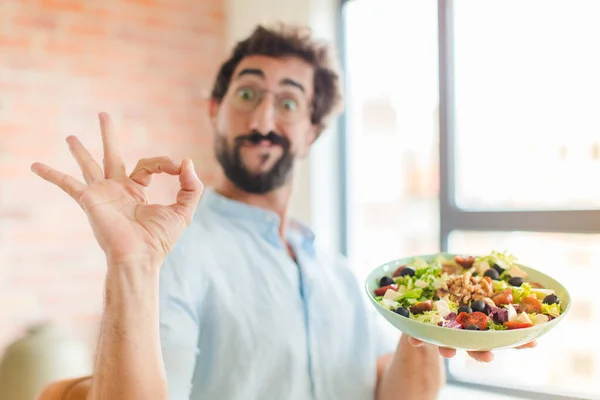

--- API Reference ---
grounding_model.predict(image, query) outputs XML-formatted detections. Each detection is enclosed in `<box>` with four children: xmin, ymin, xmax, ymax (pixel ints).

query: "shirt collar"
<box><xmin>199</xmin><ymin>187</ymin><xmax>316</xmax><ymax>244</ymax></box>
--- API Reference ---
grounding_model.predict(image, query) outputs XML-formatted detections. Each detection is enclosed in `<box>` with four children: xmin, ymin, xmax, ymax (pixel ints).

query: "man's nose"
<box><xmin>249</xmin><ymin>93</ymin><xmax>277</xmax><ymax>134</ymax></box>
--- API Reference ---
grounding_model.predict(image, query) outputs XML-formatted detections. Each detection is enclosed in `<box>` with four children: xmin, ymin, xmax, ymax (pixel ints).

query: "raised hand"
<box><xmin>31</xmin><ymin>112</ymin><xmax>204</xmax><ymax>268</ymax></box>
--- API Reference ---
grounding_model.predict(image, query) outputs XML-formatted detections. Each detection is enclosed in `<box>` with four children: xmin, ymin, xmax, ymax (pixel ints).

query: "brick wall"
<box><xmin>0</xmin><ymin>0</ymin><xmax>225</xmax><ymax>352</ymax></box>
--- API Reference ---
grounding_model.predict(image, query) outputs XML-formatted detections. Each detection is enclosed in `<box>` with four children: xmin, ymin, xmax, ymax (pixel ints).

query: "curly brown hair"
<box><xmin>210</xmin><ymin>23</ymin><xmax>344</xmax><ymax>136</ymax></box>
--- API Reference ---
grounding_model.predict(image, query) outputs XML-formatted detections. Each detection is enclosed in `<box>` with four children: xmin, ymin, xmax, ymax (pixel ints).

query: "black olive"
<box><xmin>471</xmin><ymin>300</ymin><xmax>487</xmax><ymax>313</ymax></box>
<box><xmin>394</xmin><ymin>307</ymin><xmax>410</xmax><ymax>318</ymax></box>
<box><xmin>484</xmin><ymin>268</ymin><xmax>500</xmax><ymax>280</ymax></box>
<box><xmin>465</xmin><ymin>325</ymin><xmax>480</xmax><ymax>330</ymax></box>
<box><xmin>399</xmin><ymin>267</ymin><xmax>415</xmax><ymax>277</ymax></box>
<box><xmin>379</xmin><ymin>276</ymin><xmax>395</xmax><ymax>287</ymax></box>
<box><xmin>458</xmin><ymin>306</ymin><xmax>472</xmax><ymax>314</ymax></box>
<box><xmin>492</xmin><ymin>263</ymin><xmax>505</xmax><ymax>274</ymax></box>
<box><xmin>508</xmin><ymin>277</ymin><xmax>525</xmax><ymax>287</ymax></box>
<box><xmin>543</xmin><ymin>294</ymin><xmax>559</xmax><ymax>305</ymax></box>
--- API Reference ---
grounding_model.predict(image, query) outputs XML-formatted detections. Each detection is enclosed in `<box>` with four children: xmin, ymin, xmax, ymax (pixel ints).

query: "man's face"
<box><xmin>210</xmin><ymin>55</ymin><xmax>317</xmax><ymax>194</ymax></box>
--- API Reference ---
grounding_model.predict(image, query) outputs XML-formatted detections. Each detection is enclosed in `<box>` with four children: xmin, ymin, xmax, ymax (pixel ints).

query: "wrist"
<box><xmin>103</xmin><ymin>262</ymin><xmax>161</xmax><ymax>307</ymax></box>
<box><xmin>106</xmin><ymin>253</ymin><xmax>163</xmax><ymax>272</ymax></box>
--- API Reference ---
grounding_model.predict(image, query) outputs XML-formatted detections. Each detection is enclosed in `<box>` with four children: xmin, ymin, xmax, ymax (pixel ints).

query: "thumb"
<box><xmin>169</xmin><ymin>159</ymin><xmax>203</xmax><ymax>223</ymax></box>
<box><xmin>408</xmin><ymin>336</ymin><xmax>424</xmax><ymax>347</ymax></box>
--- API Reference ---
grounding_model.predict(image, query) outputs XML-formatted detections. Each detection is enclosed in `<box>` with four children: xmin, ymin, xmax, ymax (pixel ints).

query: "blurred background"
<box><xmin>1</xmin><ymin>0</ymin><xmax>599</xmax><ymax>399</ymax></box>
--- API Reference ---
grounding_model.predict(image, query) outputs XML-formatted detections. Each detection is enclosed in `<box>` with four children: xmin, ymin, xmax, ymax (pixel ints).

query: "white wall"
<box><xmin>224</xmin><ymin>0</ymin><xmax>343</xmax><ymax>252</ymax></box>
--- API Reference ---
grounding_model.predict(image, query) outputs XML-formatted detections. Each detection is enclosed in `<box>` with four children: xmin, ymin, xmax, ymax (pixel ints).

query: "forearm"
<box><xmin>376</xmin><ymin>335</ymin><xmax>445</xmax><ymax>400</ymax></box>
<box><xmin>87</xmin><ymin>262</ymin><xmax>167</xmax><ymax>400</ymax></box>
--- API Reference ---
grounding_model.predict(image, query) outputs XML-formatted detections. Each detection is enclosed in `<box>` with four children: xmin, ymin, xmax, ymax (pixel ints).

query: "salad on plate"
<box><xmin>373</xmin><ymin>251</ymin><xmax>563</xmax><ymax>331</ymax></box>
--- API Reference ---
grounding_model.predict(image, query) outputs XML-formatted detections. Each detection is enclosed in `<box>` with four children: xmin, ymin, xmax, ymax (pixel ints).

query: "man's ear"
<box><xmin>300</xmin><ymin>124</ymin><xmax>319</xmax><ymax>158</ymax></box>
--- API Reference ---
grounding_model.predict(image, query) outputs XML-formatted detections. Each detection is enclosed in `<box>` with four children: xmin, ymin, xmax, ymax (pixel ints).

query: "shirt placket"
<box><xmin>294</xmin><ymin>244</ymin><xmax>321</xmax><ymax>400</ymax></box>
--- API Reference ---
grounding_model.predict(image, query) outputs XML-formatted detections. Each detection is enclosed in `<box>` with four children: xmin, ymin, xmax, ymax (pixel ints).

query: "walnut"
<box><xmin>437</xmin><ymin>270</ymin><xmax>495</xmax><ymax>305</ymax></box>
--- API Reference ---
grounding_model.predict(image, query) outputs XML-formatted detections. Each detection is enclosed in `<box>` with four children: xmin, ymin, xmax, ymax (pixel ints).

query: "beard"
<box><xmin>215</xmin><ymin>130</ymin><xmax>295</xmax><ymax>194</ymax></box>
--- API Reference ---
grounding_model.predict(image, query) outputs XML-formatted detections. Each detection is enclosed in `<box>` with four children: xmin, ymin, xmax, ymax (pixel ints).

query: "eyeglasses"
<box><xmin>228</xmin><ymin>84</ymin><xmax>311</xmax><ymax>124</ymax></box>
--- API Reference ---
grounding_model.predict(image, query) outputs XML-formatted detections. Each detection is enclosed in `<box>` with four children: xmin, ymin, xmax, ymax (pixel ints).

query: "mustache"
<box><xmin>235</xmin><ymin>131</ymin><xmax>288</xmax><ymax>146</ymax></box>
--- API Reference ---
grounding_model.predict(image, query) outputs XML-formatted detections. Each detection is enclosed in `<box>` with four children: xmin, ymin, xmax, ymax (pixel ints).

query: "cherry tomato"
<box><xmin>392</xmin><ymin>266</ymin><xmax>406</xmax><ymax>277</ymax></box>
<box><xmin>455</xmin><ymin>312</ymin><xmax>469</xmax><ymax>326</ymax></box>
<box><xmin>504</xmin><ymin>321</ymin><xmax>533</xmax><ymax>330</ymax></box>
<box><xmin>409</xmin><ymin>299</ymin><xmax>433</xmax><ymax>315</ymax></box>
<box><xmin>519</xmin><ymin>296</ymin><xmax>542</xmax><ymax>314</ymax></box>
<box><xmin>442</xmin><ymin>263</ymin><xmax>459</xmax><ymax>275</ymax></box>
<box><xmin>456</xmin><ymin>311</ymin><xmax>488</xmax><ymax>330</ymax></box>
<box><xmin>374</xmin><ymin>284</ymin><xmax>398</xmax><ymax>296</ymax></box>
<box><xmin>491</xmin><ymin>288</ymin><xmax>513</xmax><ymax>307</ymax></box>
<box><xmin>455</xmin><ymin>255</ymin><xmax>475</xmax><ymax>268</ymax></box>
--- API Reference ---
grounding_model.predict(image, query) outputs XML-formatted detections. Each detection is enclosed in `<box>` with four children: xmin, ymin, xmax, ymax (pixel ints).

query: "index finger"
<box><xmin>467</xmin><ymin>350</ymin><xmax>494</xmax><ymax>363</ymax></box>
<box><xmin>516</xmin><ymin>341</ymin><xmax>537</xmax><ymax>350</ymax></box>
<box><xmin>98</xmin><ymin>112</ymin><xmax>126</xmax><ymax>179</ymax></box>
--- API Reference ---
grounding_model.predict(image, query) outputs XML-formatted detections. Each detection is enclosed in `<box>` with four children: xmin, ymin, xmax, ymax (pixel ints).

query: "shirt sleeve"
<box><xmin>158</xmin><ymin>238</ymin><xmax>205</xmax><ymax>400</ymax></box>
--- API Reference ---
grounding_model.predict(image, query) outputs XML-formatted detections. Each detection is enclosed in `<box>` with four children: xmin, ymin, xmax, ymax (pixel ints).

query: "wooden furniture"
<box><xmin>36</xmin><ymin>376</ymin><xmax>91</xmax><ymax>400</ymax></box>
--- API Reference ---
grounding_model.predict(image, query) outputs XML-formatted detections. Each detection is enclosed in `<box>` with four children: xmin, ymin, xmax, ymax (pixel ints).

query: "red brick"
<box><xmin>69</xmin><ymin>24</ymin><xmax>108</xmax><ymax>37</ymax></box>
<box><xmin>126</xmin><ymin>0</ymin><xmax>157</xmax><ymax>5</ymax></box>
<box><xmin>0</xmin><ymin>0</ymin><xmax>225</xmax><ymax>351</ymax></box>
<box><xmin>0</xmin><ymin>35</ymin><xmax>31</xmax><ymax>48</ymax></box>
<box><xmin>14</xmin><ymin>15</ymin><xmax>58</xmax><ymax>31</ymax></box>
<box><xmin>40</xmin><ymin>0</ymin><xmax>85</xmax><ymax>12</ymax></box>
<box><xmin>44</xmin><ymin>41</ymin><xmax>87</xmax><ymax>54</ymax></box>
<box><xmin>84</xmin><ymin>6</ymin><xmax>113</xmax><ymax>18</ymax></box>
<box><xmin>69</xmin><ymin>61</ymin><xmax>110</xmax><ymax>77</ymax></box>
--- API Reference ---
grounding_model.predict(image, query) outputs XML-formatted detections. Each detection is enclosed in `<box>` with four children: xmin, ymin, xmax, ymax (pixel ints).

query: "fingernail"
<box><xmin>188</xmin><ymin>159</ymin><xmax>198</xmax><ymax>176</ymax></box>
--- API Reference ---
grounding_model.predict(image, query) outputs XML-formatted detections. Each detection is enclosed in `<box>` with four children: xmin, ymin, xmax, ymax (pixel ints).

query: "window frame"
<box><xmin>438</xmin><ymin>0</ymin><xmax>600</xmax><ymax>252</ymax></box>
<box><xmin>339</xmin><ymin>0</ymin><xmax>599</xmax><ymax>399</ymax></box>
<box><xmin>438</xmin><ymin>2</ymin><xmax>598</xmax><ymax>399</ymax></box>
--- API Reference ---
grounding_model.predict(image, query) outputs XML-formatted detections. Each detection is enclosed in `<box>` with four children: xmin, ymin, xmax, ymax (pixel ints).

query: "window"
<box><xmin>342</xmin><ymin>0</ymin><xmax>440</xmax><ymax>286</ymax></box>
<box><xmin>342</xmin><ymin>0</ymin><xmax>600</xmax><ymax>399</ymax></box>
<box><xmin>452</xmin><ymin>0</ymin><xmax>600</xmax><ymax>211</ymax></box>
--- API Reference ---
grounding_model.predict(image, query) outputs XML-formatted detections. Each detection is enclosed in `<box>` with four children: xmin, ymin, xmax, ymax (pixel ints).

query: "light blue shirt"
<box><xmin>158</xmin><ymin>188</ymin><xmax>396</xmax><ymax>400</ymax></box>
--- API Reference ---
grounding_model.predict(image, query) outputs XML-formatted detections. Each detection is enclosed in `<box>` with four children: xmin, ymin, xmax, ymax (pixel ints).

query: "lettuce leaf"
<box><xmin>541</xmin><ymin>303</ymin><xmax>561</xmax><ymax>318</ymax></box>
<box><xmin>512</xmin><ymin>282</ymin><xmax>532</xmax><ymax>304</ymax></box>
<box><xmin>396</xmin><ymin>288</ymin><xmax>423</xmax><ymax>307</ymax></box>
<box><xmin>487</xmin><ymin>320</ymin><xmax>508</xmax><ymax>330</ymax></box>
<box><xmin>408</xmin><ymin>257</ymin><xmax>430</xmax><ymax>270</ymax></box>
<box><xmin>412</xmin><ymin>310</ymin><xmax>440</xmax><ymax>325</ymax></box>
<box><xmin>475</xmin><ymin>250</ymin><xmax>518</xmax><ymax>271</ymax></box>
<box><xmin>446</xmin><ymin>299</ymin><xmax>459</xmax><ymax>314</ymax></box>
<box><xmin>415</xmin><ymin>263</ymin><xmax>443</xmax><ymax>280</ymax></box>
<box><xmin>493</xmin><ymin>280</ymin><xmax>509</xmax><ymax>292</ymax></box>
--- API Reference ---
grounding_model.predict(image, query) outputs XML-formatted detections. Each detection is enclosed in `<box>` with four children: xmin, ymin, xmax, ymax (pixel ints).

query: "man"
<box><xmin>32</xmin><ymin>24</ymin><xmax>533</xmax><ymax>400</ymax></box>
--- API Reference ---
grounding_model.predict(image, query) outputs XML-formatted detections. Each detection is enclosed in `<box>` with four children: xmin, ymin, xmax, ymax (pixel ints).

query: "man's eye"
<box><xmin>280</xmin><ymin>98</ymin><xmax>298</xmax><ymax>111</ymax></box>
<box><xmin>237</xmin><ymin>88</ymin><xmax>256</xmax><ymax>101</ymax></box>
